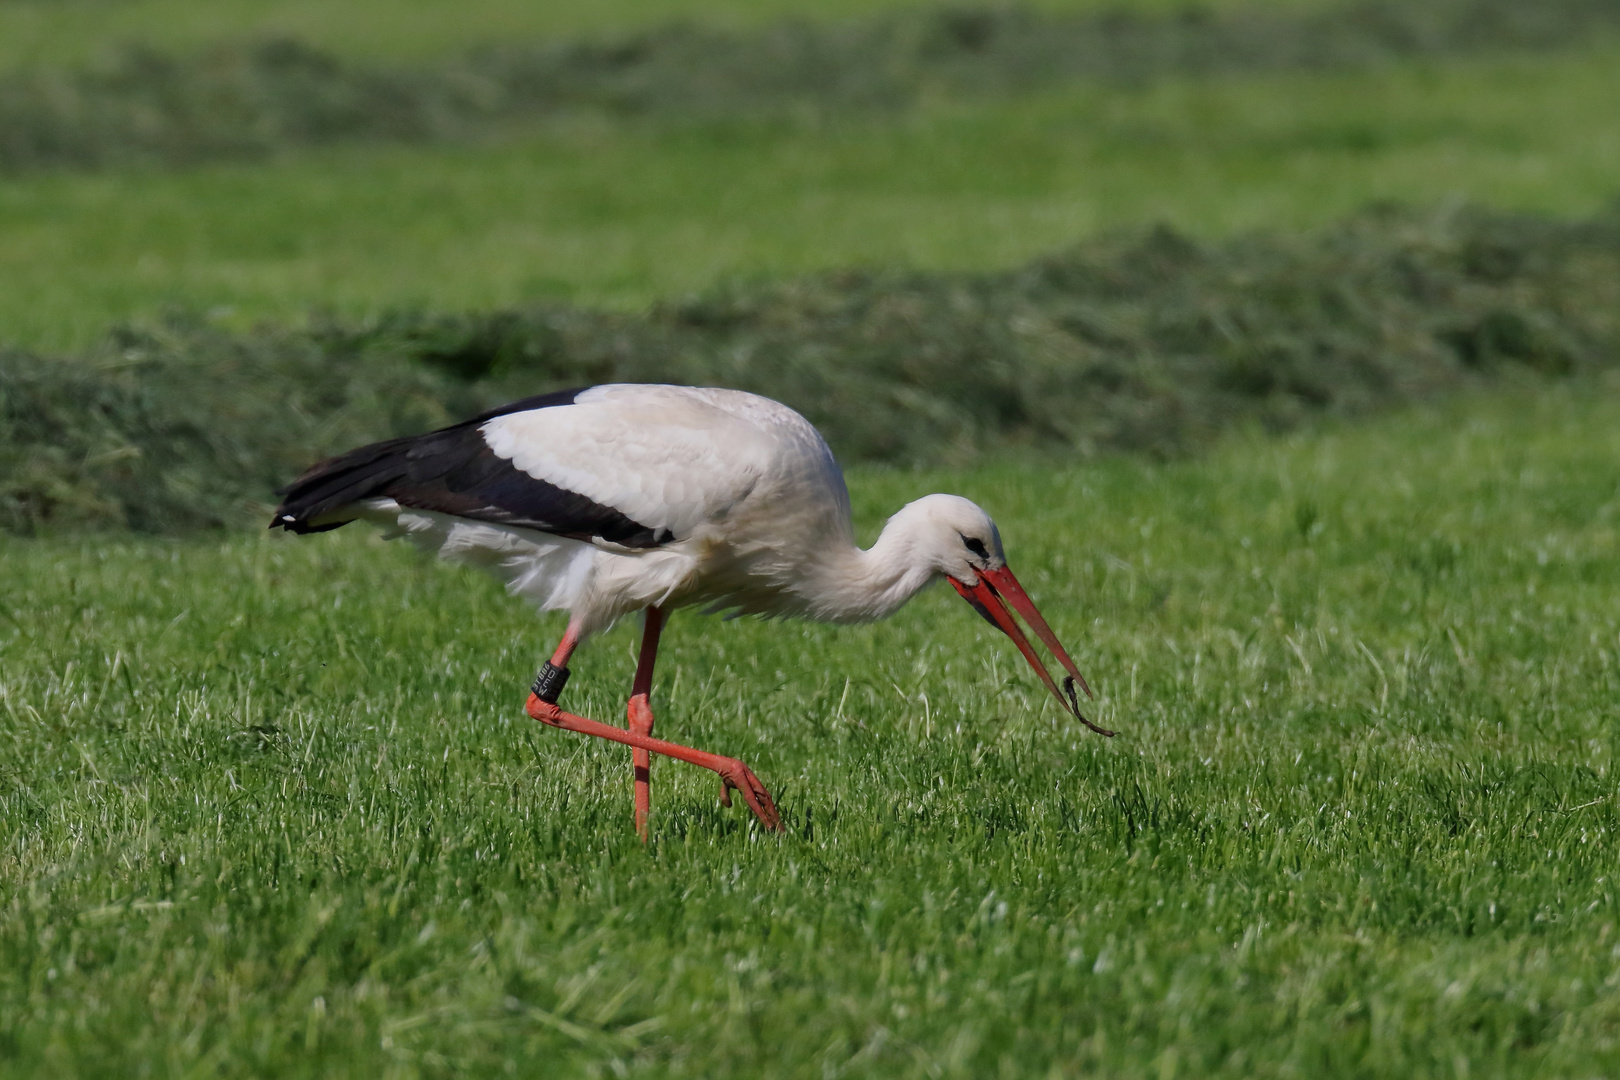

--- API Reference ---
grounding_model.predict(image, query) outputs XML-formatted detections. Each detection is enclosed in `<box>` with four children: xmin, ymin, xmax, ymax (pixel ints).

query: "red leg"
<box><xmin>526</xmin><ymin>693</ymin><xmax>782</xmax><ymax>832</ymax></box>
<box><xmin>527</xmin><ymin>613</ymin><xmax>780</xmax><ymax>832</ymax></box>
<box><xmin>549</xmin><ymin>620</ymin><xmax>583</xmax><ymax>669</ymax></box>
<box><xmin>628</xmin><ymin>607</ymin><xmax>666</xmax><ymax>839</ymax></box>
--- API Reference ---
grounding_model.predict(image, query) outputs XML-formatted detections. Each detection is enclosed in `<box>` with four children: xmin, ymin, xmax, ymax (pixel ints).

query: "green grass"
<box><xmin>3</xmin><ymin>42</ymin><xmax>1618</xmax><ymax>353</ymax></box>
<box><xmin>0</xmin><ymin>0</ymin><xmax>1332</xmax><ymax>72</ymax></box>
<box><xmin>4</xmin><ymin>0</ymin><xmax>1618</xmax><ymax>1071</ymax></box>
<box><xmin>9</xmin><ymin>201</ymin><xmax>1620</xmax><ymax>537</ymax></box>
<box><xmin>3</xmin><ymin>379</ymin><xmax>1618</xmax><ymax>1076</ymax></box>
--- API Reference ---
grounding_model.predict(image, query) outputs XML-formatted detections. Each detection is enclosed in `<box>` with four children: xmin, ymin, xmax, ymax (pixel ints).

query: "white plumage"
<box><xmin>273</xmin><ymin>383</ymin><xmax>1108</xmax><ymax>835</ymax></box>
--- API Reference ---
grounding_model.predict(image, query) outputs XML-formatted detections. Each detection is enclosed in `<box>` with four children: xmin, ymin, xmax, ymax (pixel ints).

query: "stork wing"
<box><xmin>271</xmin><ymin>384</ymin><xmax>787</xmax><ymax>547</ymax></box>
<box><xmin>477</xmin><ymin>384</ymin><xmax>788</xmax><ymax>544</ymax></box>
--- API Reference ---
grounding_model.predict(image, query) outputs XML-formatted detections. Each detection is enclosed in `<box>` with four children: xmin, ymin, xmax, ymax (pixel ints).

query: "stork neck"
<box><xmin>811</xmin><ymin>511</ymin><xmax>939</xmax><ymax>623</ymax></box>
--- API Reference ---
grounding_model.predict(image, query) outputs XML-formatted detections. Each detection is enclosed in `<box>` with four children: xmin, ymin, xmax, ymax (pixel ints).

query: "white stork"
<box><xmin>271</xmin><ymin>384</ymin><xmax>1111</xmax><ymax>837</ymax></box>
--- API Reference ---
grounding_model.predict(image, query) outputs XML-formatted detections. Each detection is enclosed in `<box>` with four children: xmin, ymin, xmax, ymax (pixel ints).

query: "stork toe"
<box><xmin>717</xmin><ymin>758</ymin><xmax>783</xmax><ymax>832</ymax></box>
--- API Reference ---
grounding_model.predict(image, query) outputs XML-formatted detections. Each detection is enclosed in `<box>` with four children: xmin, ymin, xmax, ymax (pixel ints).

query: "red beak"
<box><xmin>949</xmin><ymin>566</ymin><xmax>1114</xmax><ymax>737</ymax></box>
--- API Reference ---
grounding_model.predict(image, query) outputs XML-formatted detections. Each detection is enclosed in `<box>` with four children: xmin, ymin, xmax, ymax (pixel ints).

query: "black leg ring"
<box><xmin>532</xmin><ymin>662</ymin><xmax>570</xmax><ymax>704</ymax></box>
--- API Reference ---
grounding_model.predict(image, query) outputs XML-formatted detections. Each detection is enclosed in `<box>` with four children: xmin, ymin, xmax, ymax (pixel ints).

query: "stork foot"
<box><xmin>715</xmin><ymin>758</ymin><xmax>781</xmax><ymax>832</ymax></box>
<box><xmin>525</xmin><ymin>694</ymin><xmax>784</xmax><ymax>833</ymax></box>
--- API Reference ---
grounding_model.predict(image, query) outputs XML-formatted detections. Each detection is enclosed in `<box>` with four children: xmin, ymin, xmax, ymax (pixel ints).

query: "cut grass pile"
<box><xmin>0</xmin><ymin>0</ymin><xmax>1338</xmax><ymax>73</ymax></box>
<box><xmin>5</xmin><ymin>204</ymin><xmax>1618</xmax><ymax>535</ymax></box>
<box><xmin>3</xmin><ymin>0</ymin><xmax>1619</xmax><ymax>173</ymax></box>
<box><xmin>2</xmin><ymin>381</ymin><xmax>1617</xmax><ymax>1075</ymax></box>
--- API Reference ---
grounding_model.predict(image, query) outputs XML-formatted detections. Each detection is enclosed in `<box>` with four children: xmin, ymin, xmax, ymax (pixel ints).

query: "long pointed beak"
<box><xmin>949</xmin><ymin>566</ymin><xmax>1114</xmax><ymax>737</ymax></box>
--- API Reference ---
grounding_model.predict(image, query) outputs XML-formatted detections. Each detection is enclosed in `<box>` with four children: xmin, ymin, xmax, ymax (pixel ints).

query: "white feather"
<box><xmin>480</xmin><ymin>385</ymin><xmax>812</xmax><ymax>537</ymax></box>
<box><xmin>360</xmin><ymin>498</ymin><xmax>599</xmax><ymax>615</ymax></box>
<box><xmin>350</xmin><ymin>386</ymin><xmax>990</xmax><ymax>639</ymax></box>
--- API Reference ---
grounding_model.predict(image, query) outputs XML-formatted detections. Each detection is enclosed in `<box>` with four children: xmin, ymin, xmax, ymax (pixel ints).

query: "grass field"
<box><xmin>0</xmin><ymin>0</ymin><xmax>1334</xmax><ymax>72</ymax></box>
<box><xmin>3</xmin><ymin>381</ymin><xmax>1618</xmax><ymax>1075</ymax></box>
<box><xmin>5</xmin><ymin>0</ymin><xmax>1620</xmax><ymax>1073</ymax></box>
<box><xmin>4</xmin><ymin>41</ymin><xmax>1619</xmax><ymax>353</ymax></box>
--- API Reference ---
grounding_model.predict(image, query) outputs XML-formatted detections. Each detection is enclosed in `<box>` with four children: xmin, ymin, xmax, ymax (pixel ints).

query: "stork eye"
<box><xmin>961</xmin><ymin>535</ymin><xmax>989</xmax><ymax>560</ymax></box>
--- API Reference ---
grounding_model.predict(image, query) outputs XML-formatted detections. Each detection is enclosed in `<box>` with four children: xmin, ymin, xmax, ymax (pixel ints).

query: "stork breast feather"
<box><xmin>479</xmin><ymin>397</ymin><xmax>773</xmax><ymax>538</ymax></box>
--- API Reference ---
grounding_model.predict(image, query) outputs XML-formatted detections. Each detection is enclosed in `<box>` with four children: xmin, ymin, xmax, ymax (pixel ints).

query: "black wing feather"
<box><xmin>270</xmin><ymin>387</ymin><xmax>671</xmax><ymax>547</ymax></box>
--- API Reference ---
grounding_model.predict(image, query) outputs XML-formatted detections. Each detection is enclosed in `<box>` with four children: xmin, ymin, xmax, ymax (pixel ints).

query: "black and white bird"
<box><xmin>271</xmin><ymin>384</ymin><xmax>1110</xmax><ymax>836</ymax></box>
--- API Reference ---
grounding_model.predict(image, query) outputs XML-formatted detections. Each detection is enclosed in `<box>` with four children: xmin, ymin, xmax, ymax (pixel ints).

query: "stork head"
<box><xmin>905</xmin><ymin>494</ymin><xmax>1111</xmax><ymax>737</ymax></box>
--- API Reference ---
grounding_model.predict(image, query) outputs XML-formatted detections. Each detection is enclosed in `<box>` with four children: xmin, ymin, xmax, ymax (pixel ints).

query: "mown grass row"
<box><xmin>4</xmin><ymin>203</ymin><xmax>1618</xmax><ymax>535</ymax></box>
<box><xmin>3</xmin><ymin>382</ymin><xmax>1616</xmax><ymax>1076</ymax></box>
<box><xmin>0</xmin><ymin>0</ymin><xmax>1341</xmax><ymax>73</ymax></box>
<box><xmin>4</xmin><ymin>0</ymin><xmax>1619</xmax><ymax>173</ymax></box>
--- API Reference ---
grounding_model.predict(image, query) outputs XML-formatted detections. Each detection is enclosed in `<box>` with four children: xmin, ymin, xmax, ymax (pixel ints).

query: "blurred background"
<box><xmin>3</xmin><ymin>0</ymin><xmax>1619</xmax><ymax>531</ymax></box>
<box><xmin>3</xmin><ymin>0</ymin><xmax>1618</xmax><ymax>344</ymax></box>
